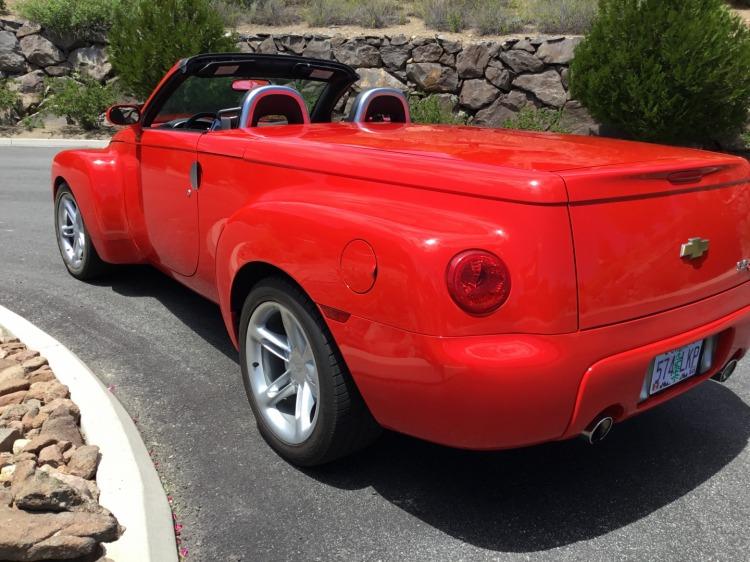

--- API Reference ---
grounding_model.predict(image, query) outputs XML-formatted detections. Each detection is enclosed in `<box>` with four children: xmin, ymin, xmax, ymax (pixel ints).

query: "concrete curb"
<box><xmin>0</xmin><ymin>138</ymin><xmax>110</xmax><ymax>148</ymax></box>
<box><xmin>0</xmin><ymin>305</ymin><xmax>178</xmax><ymax>562</ymax></box>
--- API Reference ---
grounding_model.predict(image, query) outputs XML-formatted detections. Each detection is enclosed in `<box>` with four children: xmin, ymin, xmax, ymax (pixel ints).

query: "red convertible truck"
<box><xmin>52</xmin><ymin>53</ymin><xmax>750</xmax><ymax>465</ymax></box>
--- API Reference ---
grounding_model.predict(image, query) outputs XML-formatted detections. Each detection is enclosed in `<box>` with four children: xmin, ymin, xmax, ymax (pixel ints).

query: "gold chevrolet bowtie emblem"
<box><xmin>680</xmin><ymin>237</ymin><xmax>709</xmax><ymax>260</ymax></box>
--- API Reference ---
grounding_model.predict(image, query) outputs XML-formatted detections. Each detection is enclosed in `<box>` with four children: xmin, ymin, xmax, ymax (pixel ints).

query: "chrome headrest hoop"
<box><xmin>239</xmin><ymin>85</ymin><xmax>310</xmax><ymax>128</ymax></box>
<box><xmin>348</xmin><ymin>87</ymin><xmax>411</xmax><ymax>124</ymax></box>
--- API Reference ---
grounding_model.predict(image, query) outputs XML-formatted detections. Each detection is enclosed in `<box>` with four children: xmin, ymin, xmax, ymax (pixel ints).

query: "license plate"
<box><xmin>649</xmin><ymin>340</ymin><xmax>704</xmax><ymax>395</ymax></box>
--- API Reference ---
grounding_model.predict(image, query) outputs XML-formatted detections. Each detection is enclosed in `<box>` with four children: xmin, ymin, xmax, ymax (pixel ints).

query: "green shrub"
<box><xmin>420</xmin><ymin>0</ymin><xmax>469</xmax><ymax>32</ymax></box>
<box><xmin>473</xmin><ymin>1</ymin><xmax>524</xmax><ymax>35</ymax></box>
<box><xmin>0</xmin><ymin>1</ymin><xmax>7</xmax><ymax>15</ymax></box>
<box><xmin>523</xmin><ymin>0</ymin><xmax>597</xmax><ymax>34</ymax></box>
<box><xmin>0</xmin><ymin>80</ymin><xmax>18</xmax><ymax>112</ymax></box>
<box><xmin>742</xmin><ymin>131</ymin><xmax>750</xmax><ymax>149</ymax></box>
<box><xmin>46</xmin><ymin>76</ymin><xmax>118</xmax><ymax>129</ymax></box>
<box><xmin>502</xmin><ymin>107</ymin><xmax>568</xmax><ymax>133</ymax></box>
<box><xmin>17</xmin><ymin>0</ymin><xmax>120</xmax><ymax>40</ymax></box>
<box><xmin>410</xmin><ymin>95</ymin><xmax>466</xmax><ymax>124</ymax></box>
<box><xmin>108</xmin><ymin>0</ymin><xmax>237</xmax><ymax>100</ymax></box>
<box><xmin>571</xmin><ymin>0</ymin><xmax>750</xmax><ymax>145</ymax></box>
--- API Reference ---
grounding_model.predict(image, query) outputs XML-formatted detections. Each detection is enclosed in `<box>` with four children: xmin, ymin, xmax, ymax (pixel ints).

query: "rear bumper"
<box><xmin>326</xmin><ymin>282</ymin><xmax>750</xmax><ymax>450</ymax></box>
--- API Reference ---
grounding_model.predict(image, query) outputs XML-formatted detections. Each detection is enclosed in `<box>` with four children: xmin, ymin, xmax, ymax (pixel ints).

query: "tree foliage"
<box><xmin>108</xmin><ymin>0</ymin><xmax>237</xmax><ymax>100</ymax></box>
<box><xmin>571</xmin><ymin>0</ymin><xmax>750</xmax><ymax>145</ymax></box>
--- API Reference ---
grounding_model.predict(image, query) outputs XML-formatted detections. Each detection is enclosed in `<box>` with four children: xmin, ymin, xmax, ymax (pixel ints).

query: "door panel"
<box><xmin>140</xmin><ymin>129</ymin><xmax>201</xmax><ymax>276</ymax></box>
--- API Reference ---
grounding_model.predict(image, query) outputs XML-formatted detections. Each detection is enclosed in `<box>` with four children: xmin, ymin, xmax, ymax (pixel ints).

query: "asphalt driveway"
<box><xmin>1</xmin><ymin>146</ymin><xmax>749</xmax><ymax>561</ymax></box>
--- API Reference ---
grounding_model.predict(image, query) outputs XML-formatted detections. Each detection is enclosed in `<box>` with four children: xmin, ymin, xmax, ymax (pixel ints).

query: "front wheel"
<box><xmin>54</xmin><ymin>184</ymin><xmax>106</xmax><ymax>280</ymax></box>
<box><xmin>239</xmin><ymin>277</ymin><xmax>380</xmax><ymax>466</ymax></box>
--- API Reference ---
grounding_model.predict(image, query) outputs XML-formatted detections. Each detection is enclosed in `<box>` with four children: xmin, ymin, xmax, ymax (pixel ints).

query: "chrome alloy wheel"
<box><xmin>56</xmin><ymin>192</ymin><xmax>85</xmax><ymax>270</ymax></box>
<box><xmin>245</xmin><ymin>301</ymin><xmax>320</xmax><ymax>445</ymax></box>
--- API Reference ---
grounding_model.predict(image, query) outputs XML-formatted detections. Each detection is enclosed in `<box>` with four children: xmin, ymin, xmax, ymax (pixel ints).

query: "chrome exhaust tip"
<box><xmin>712</xmin><ymin>359</ymin><xmax>738</xmax><ymax>383</ymax></box>
<box><xmin>581</xmin><ymin>416</ymin><xmax>614</xmax><ymax>445</ymax></box>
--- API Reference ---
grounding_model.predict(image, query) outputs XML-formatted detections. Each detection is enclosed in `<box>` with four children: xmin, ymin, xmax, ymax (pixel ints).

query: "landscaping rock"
<box><xmin>13</xmin><ymin>466</ymin><xmax>86</xmax><ymax>511</ymax></box>
<box><xmin>456</xmin><ymin>43</ymin><xmax>491</xmax><ymax>79</ymax></box>
<box><xmin>15</xmin><ymin>70</ymin><xmax>45</xmax><ymax>94</ymax></box>
<box><xmin>15</xmin><ymin>22</ymin><xmax>41</xmax><ymax>39</ymax></box>
<box><xmin>20</xmin><ymin>356</ymin><xmax>47</xmax><ymax>373</ymax></box>
<box><xmin>0</xmin><ymin>364</ymin><xmax>24</xmax><ymax>383</ymax></box>
<box><xmin>40</xmin><ymin>398</ymin><xmax>80</xmax><ymax>421</ymax></box>
<box><xmin>37</xmin><ymin>444</ymin><xmax>64</xmax><ymax>468</ymax></box>
<box><xmin>68</xmin><ymin>45</ymin><xmax>112</xmax><ymax>82</ymax></box>
<box><xmin>278</xmin><ymin>34</ymin><xmax>305</xmax><ymax>55</ymax></box>
<box><xmin>355</xmin><ymin>67</ymin><xmax>406</xmax><ymax>91</ymax></box>
<box><xmin>27</xmin><ymin>368</ymin><xmax>55</xmax><ymax>384</ymax></box>
<box><xmin>67</xmin><ymin>446</ymin><xmax>99</xmax><ymax>480</ymax></box>
<box><xmin>39</xmin><ymin>414</ymin><xmax>83</xmax><ymax>447</ymax></box>
<box><xmin>536</xmin><ymin>37</ymin><xmax>583</xmax><ymax>65</ymax></box>
<box><xmin>500</xmin><ymin>49</ymin><xmax>544</xmax><ymax>74</ymax></box>
<box><xmin>19</xmin><ymin>34</ymin><xmax>64</xmax><ymax>67</ymax></box>
<box><xmin>474</xmin><ymin>91</ymin><xmax>530</xmax><ymax>127</ymax></box>
<box><xmin>12</xmin><ymin>439</ymin><xmax>31</xmax><ymax>455</ymax></box>
<box><xmin>512</xmin><ymin>39</ymin><xmax>536</xmax><ymax>53</ymax></box>
<box><xmin>0</xmin><ymin>505</ymin><xmax>121</xmax><ymax>560</ymax></box>
<box><xmin>406</xmin><ymin>63</ymin><xmax>458</xmax><ymax>93</ymax></box>
<box><xmin>412</xmin><ymin>42</ymin><xmax>443</xmax><ymax>63</ymax></box>
<box><xmin>389</xmin><ymin>34</ymin><xmax>409</xmax><ymax>47</ymax></box>
<box><xmin>0</xmin><ymin>391</ymin><xmax>27</xmax><ymax>408</ymax></box>
<box><xmin>560</xmin><ymin>100</ymin><xmax>601</xmax><ymax>135</ymax></box>
<box><xmin>0</xmin><ymin>377</ymin><xmax>29</xmax><ymax>397</ymax></box>
<box><xmin>0</xmin><ymin>428</ymin><xmax>21</xmax><ymax>453</ymax></box>
<box><xmin>334</xmin><ymin>39</ymin><xmax>380</xmax><ymax>67</ymax></box>
<box><xmin>459</xmin><ymin>79</ymin><xmax>500</xmax><ymax>110</ymax></box>
<box><xmin>0</xmin><ymin>31</ymin><xmax>25</xmax><ymax>74</ymax></box>
<box><xmin>2</xmin><ymin>404</ymin><xmax>29</xmax><ymax>422</ymax></box>
<box><xmin>513</xmin><ymin>70</ymin><xmax>567</xmax><ymax>107</ymax></box>
<box><xmin>485</xmin><ymin>60</ymin><xmax>512</xmax><ymax>90</ymax></box>
<box><xmin>380</xmin><ymin>45</ymin><xmax>410</xmax><ymax>69</ymax></box>
<box><xmin>21</xmin><ymin>435</ymin><xmax>56</xmax><ymax>455</ymax></box>
<box><xmin>303</xmin><ymin>38</ymin><xmax>331</xmax><ymax>60</ymax></box>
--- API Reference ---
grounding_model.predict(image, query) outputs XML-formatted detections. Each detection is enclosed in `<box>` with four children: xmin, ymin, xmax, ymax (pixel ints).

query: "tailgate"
<box><xmin>562</xmin><ymin>156</ymin><xmax>750</xmax><ymax>329</ymax></box>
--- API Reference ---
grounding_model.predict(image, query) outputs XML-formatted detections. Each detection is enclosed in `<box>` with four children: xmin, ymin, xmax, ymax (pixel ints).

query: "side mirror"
<box><xmin>107</xmin><ymin>104</ymin><xmax>141</xmax><ymax>126</ymax></box>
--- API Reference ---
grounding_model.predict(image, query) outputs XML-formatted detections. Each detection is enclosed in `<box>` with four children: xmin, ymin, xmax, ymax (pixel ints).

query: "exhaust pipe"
<box><xmin>712</xmin><ymin>359</ymin><xmax>738</xmax><ymax>383</ymax></box>
<box><xmin>581</xmin><ymin>416</ymin><xmax>614</xmax><ymax>445</ymax></box>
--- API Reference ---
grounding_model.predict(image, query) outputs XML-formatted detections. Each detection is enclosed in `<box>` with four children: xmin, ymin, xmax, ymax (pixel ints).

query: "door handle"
<box><xmin>189</xmin><ymin>161</ymin><xmax>202</xmax><ymax>190</ymax></box>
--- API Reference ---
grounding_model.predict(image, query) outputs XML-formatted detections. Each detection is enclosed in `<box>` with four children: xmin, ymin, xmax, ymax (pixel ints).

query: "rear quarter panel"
<box><xmin>210</xmin><ymin>153</ymin><xmax>578</xmax><ymax>343</ymax></box>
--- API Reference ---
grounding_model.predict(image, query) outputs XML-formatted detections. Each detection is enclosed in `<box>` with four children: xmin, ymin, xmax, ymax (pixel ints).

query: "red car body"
<box><xmin>52</xmin><ymin>54</ymin><xmax>750</xmax><ymax>451</ymax></box>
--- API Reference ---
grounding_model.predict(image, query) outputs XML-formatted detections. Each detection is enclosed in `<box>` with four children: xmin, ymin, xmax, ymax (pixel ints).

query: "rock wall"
<box><xmin>0</xmin><ymin>14</ymin><xmax>598</xmax><ymax>134</ymax></box>
<box><xmin>238</xmin><ymin>32</ymin><xmax>600</xmax><ymax>134</ymax></box>
<box><xmin>0</xmin><ymin>16</ymin><xmax>111</xmax><ymax>123</ymax></box>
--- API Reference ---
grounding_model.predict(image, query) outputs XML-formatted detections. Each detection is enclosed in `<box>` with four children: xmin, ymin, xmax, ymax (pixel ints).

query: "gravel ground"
<box><xmin>1</xmin><ymin>146</ymin><xmax>749</xmax><ymax>561</ymax></box>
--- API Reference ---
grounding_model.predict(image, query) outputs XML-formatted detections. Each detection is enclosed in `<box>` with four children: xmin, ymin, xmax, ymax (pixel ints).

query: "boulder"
<box><xmin>411</xmin><ymin>42</ymin><xmax>443</xmax><ymax>63</ymax></box>
<box><xmin>15</xmin><ymin>21</ymin><xmax>41</xmax><ymax>39</ymax></box>
<box><xmin>439</xmin><ymin>38</ymin><xmax>462</xmax><ymax>54</ymax></box>
<box><xmin>27</xmin><ymin>368</ymin><xmax>56</xmax><ymax>384</ymax></box>
<box><xmin>0</xmin><ymin>392</ymin><xmax>27</xmax><ymax>408</ymax></box>
<box><xmin>38</xmin><ymin>444</ymin><xmax>64</xmax><ymax>468</ymax></box>
<box><xmin>334</xmin><ymin>39</ymin><xmax>380</xmax><ymax>68</ymax></box>
<box><xmin>21</xmin><ymin>435</ymin><xmax>57</xmax><ymax>455</ymax></box>
<box><xmin>389</xmin><ymin>34</ymin><xmax>409</xmax><ymax>47</ymax></box>
<box><xmin>19</xmin><ymin>34</ymin><xmax>64</xmax><ymax>67</ymax></box>
<box><xmin>536</xmin><ymin>37</ymin><xmax>583</xmax><ymax>65</ymax></box>
<box><xmin>39</xmin><ymin>414</ymin><xmax>83</xmax><ymax>447</ymax></box>
<box><xmin>500</xmin><ymin>49</ymin><xmax>544</xmax><ymax>74</ymax></box>
<box><xmin>459</xmin><ymin>79</ymin><xmax>500</xmax><ymax>110</ymax></box>
<box><xmin>257</xmin><ymin>36</ymin><xmax>277</xmax><ymax>54</ymax></box>
<box><xmin>474</xmin><ymin>91</ymin><xmax>530</xmax><ymax>128</ymax></box>
<box><xmin>68</xmin><ymin>46</ymin><xmax>112</xmax><ymax>82</ymax></box>
<box><xmin>67</xmin><ymin>445</ymin><xmax>100</xmax><ymax>480</ymax></box>
<box><xmin>355</xmin><ymin>67</ymin><xmax>406</xmax><ymax>91</ymax></box>
<box><xmin>15</xmin><ymin>70</ymin><xmax>45</xmax><ymax>94</ymax></box>
<box><xmin>278</xmin><ymin>34</ymin><xmax>305</xmax><ymax>55</ymax></box>
<box><xmin>513</xmin><ymin>70</ymin><xmax>567</xmax><ymax>107</ymax></box>
<box><xmin>0</xmin><ymin>31</ymin><xmax>25</xmax><ymax>74</ymax></box>
<box><xmin>0</xmin><ymin>505</ymin><xmax>121</xmax><ymax>560</ymax></box>
<box><xmin>20</xmin><ymin>356</ymin><xmax>47</xmax><ymax>373</ymax></box>
<box><xmin>1</xmin><ymin>404</ymin><xmax>28</xmax><ymax>422</ymax></box>
<box><xmin>512</xmin><ymin>39</ymin><xmax>536</xmax><ymax>53</ymax></box>
<box><xmin>13</xmin><ymin>466</ymin><xmax>86</xmax><ymax>511</ymax></box>
<box><xmin>456</xmin><ymin>43</ymin><xmax>491</xmax><ymax>79</ymax></box>
<box><xmin>406</xmin><ymin>63</ymin><xmax>458</xmax><ymax>93</ymax></box>
<box><xmin>380</xmin><ymin>45</ymin><xmax>410</xmax><ymax>70</ymax></box>
<box><xmin>486</xmin><ymin>60</ymin><xmax>512</xmax><ymax>91</ymax></box>
<box><xmin>303</xmin><ymin>38</ymin><xmax>331</xmax><ymax>60</ymax></box>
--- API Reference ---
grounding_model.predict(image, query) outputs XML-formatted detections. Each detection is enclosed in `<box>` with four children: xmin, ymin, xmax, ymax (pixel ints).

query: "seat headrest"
<box><xmin>239</xmin><ymin>85</ymin><xmax>310</xmax><ymax>128</ymax></box>
<box><xmin>348</xmin><ymin>88</ymin><xmax>411</xmax><ymax>124</ymax></box>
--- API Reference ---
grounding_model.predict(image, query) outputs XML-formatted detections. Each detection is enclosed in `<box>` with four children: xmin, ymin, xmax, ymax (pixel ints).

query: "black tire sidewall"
<box><xmin>239</xmin><ymin>279</ymin><xmax>340</xmax><ymax>465</ymax></box>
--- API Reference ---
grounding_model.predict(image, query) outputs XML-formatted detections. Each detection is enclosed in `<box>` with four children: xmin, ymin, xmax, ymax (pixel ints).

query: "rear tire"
<box><xmin>239</xmin><ymin>277</ymin><xmax>381</xmax><ymax>466</ymax></box>
<box><xmin>54</xmin><ymin>184</ymin><xmax>107</xmax><ymax>280</ymax></box>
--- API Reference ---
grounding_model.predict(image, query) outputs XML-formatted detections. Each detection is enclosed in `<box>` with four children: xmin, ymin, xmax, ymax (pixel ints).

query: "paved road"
<box><xmin>1</xmin><ymin>146</ymin><xmax>749</xmax><ymax>561</ymax></box>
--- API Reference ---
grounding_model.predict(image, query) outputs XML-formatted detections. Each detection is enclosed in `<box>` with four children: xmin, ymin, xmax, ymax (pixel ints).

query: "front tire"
<box><xmin>239</xmin><ymin>277</ymin><xmax>380</xmax><ymax>466</ymax></box>
<box><xmin>54</xmin><ymin>184</ymin><xmax>106</xmax><ymax>280</ymax></box>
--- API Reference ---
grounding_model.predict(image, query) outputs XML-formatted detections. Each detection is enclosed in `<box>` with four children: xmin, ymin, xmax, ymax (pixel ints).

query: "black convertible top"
<box><xmin>142</xmin><ymin>53</ymin><xmax>359</xmax><ymax>125</ymax></box>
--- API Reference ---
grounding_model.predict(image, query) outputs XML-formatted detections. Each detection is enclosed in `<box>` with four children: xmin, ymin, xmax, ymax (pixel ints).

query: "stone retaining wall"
<box><xmin>0</xmin><ymin>15</ymin><xmax>598</xmax><ymax>133</ymax></box>
<box><xmin>0</xmin><ymin>17</ymin><xmax>111</xmax><ymax>123</ymax></box>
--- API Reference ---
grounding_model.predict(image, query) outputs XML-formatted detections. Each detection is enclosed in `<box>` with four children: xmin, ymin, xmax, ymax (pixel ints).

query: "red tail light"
<box><xmin>446</xmin><ymin>250</ymin><xmax>511</xmax><ymax>315</ymax></box>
